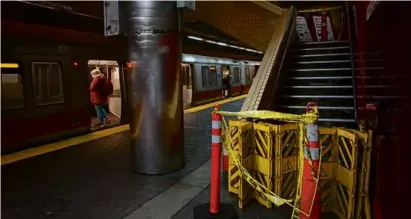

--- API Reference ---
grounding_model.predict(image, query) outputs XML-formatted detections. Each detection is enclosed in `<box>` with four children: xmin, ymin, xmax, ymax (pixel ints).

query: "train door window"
<box><xmin>221</xmin><ymin>65</ymin><xmax>230</xmax><ymax>79</ymax></box>
<box><xmin>250</xmin><ymin>67</ymin><xmax>255</xmax><ymax>82</ymax></box>
<box><xmin>31</xmin><ymin>62</ymin><xmax>64</xmax><ymax>105</ymax></box>
<box><xmin>182</xmin><ymin>64</ymin><xmax>193</xmax><ymax>109</ymax></box>
<box><xmin>201</xmin><ymin>66</ymin><xmax>210</xmax><ymax>87</ymax></box>
<box><xmin>181</xmin><ymin>64</ymin><xmax>192</xmax><ymax>89</ymax></box>
<box><xmin>222</xmin><ymin>65</ymin><xmax>230</xmax><ymax>76</ymax></box>
<box><xmin>181</xmin><ymin>65</ymin><xmax>187</xmax><ymax>86</ymax></box>
<box><xmin>245</xmin><ymin>67</ymin><xmax>250</xmax><ymax>84</ymax></box>
<box><xmin>1</xmin><ymin>62</ymin><xmax>25</xmax><ymax>110</ymax></box>
<box><xmin>187</xmin><ymin>65</ymin><xmax>192</xmax><ymax>89</ymax></box>
<box><xmin>233</xmin><ymin>67</ymin><xmax>241</xmax><ymax>84</ymax></box>
<box><xmin>209</xmin><ymin>66</ymin><xmax>217</xmax><ymax>86</ymax></box>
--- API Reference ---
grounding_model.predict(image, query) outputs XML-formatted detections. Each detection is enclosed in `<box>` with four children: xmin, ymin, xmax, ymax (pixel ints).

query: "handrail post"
<box><xmin>346</xmin><ymin>2</ymin><xmax>362</xmax><ymax>128</ymax></box>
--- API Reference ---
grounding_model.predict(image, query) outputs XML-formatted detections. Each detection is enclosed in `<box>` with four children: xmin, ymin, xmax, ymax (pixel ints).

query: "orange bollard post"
<box><xmin>193</xmin><ymin>105</ymin><xmax>237</xmax><ymax>219</ymax></box>
<box><xmin>210</xmin><ymin>104</ymin><xmax>222</xmax><ymax>213</ymax></box>
<box><xmin>300</xmin><ymin>102</ymin><xmax>321</xmax><ymax>219</ymax></box>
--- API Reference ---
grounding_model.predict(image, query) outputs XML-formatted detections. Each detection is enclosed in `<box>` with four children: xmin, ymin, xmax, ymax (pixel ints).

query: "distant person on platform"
<box><xmin>222</xmin><ymin>69</ymin><xmax>232</xmax><ymax>98</ymax></box>
<box><xmin>90</xmin><ymin>68</ymin><xmax>113</xmax><ymax>128</ymax></box>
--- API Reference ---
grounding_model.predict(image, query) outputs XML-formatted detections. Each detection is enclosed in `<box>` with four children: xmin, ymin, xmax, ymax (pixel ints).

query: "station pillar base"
<box><xmin>193</xmin><ymin>203</ymin><xmax>238</xmax><ymax>219</ymax></box>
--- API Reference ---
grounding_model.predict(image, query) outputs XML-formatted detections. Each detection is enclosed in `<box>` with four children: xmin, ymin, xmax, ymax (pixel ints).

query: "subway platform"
<box><xmin>1</xmin><ymin>96</ymin><xmax>278</xmax><ymax>219</ymax></box>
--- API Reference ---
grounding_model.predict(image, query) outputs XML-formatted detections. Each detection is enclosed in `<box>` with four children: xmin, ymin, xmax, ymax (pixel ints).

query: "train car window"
<box><xmin>31</xmin><ymin>62</ymin><xmax>64</xmax><ymax>105</ymax></box>
<box><xmin>209</xmin><ymin>66</ymin><xmax>217</xmax><ymax>86</ymax></box>
<box><xmin>233</xmin><ymin>67</ymin><xmax>241</xmax><ymax>84</ymax></box>
<box><xmin>201</xmin><ymin>66</ymin><xmax>210</xmax><ymax>87</ymax></box>
<box><xmin>1</xmin><ymin>63</ymin><xmax>25</xmax><ymax>110</ymax></box>
<box><xmin>250</xmin><ymin>67</ymin><xmax>255</xmax><ymax>82</ymax></box>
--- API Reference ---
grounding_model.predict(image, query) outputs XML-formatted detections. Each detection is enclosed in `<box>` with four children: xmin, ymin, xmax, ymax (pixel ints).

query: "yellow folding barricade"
<box><xmin>221</xmin><ymin>108</ymin><xmax>372</xmax><ymax>219</ymax></box>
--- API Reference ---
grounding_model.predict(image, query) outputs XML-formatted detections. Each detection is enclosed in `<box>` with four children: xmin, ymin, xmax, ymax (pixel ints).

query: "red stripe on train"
<box><xmin>2</xmin><ymin>109</ymin><xmax>91</xmax><ymax>151</ymax></box>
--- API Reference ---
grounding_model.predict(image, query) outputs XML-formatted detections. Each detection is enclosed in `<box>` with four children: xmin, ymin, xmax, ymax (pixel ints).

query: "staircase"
<box><xmin>276</xmin><ymin>40</ymin><xmax>358</xmax><ymax>127</ymax></box>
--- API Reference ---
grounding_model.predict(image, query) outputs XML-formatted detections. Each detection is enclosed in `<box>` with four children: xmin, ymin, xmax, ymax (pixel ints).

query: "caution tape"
<box><xmin>298</xmin><ymin>5</ymin><xmax>345</xmax><ymax>13</ymax></box>
<box><xmin>221</xmin><ymin>115</ymin><xmax>292</xmax><ymax>206</ymax></box>
<box><xmin>218</xmin><ymin>110</ymin><xmax>318</xmax><ymax>125</ymax></box>
<box><xmin>218</xmin><ymin>107</ymin><xmax>322</xmax><ymax>218</ymax></box>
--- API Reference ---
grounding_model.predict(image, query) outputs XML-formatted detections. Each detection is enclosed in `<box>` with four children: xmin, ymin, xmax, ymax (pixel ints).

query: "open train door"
<box><xmin>87</xmin><ymin>60</ymin><xmax>122</xmax><ymax>130</ymax></box>
<box><xmin>181</xmin><ymin>64</ymin><xmax>193</xmax><ymax>109</ymax></box>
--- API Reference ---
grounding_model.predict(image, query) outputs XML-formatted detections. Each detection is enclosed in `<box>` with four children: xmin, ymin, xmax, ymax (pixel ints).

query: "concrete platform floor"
<box><xmin>1</xmin><ymin>99</ymin><xmax>243</xmax><ymax>219</ymax></box>
<box><xmin>3</xmin><ymin>96</ymin><xmax>339</xmax><ymax>219</ymax></box>
<box><xmin>171</xmin><ymin>173</ymin><xmax>339</xmax><ymax>219</ymax></box>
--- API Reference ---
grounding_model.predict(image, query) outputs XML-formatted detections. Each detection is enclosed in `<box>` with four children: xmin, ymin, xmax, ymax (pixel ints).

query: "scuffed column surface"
<box><xmin>125</xmin><ymin>1</ymin><xmax>184</xmax><ymax>174</ymax></box>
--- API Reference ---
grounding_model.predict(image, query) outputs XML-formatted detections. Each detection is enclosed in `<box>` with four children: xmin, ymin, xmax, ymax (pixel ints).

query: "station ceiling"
<box><xmin>7</xmin><ymin>1</ymin><xmax>339</xmax><ymax>55</ymax></box>
<box><xmin>183</xmin><ymin>1</ymin><xmax>346</xmax><ymax>52</ymax></box>
<box><xmin>9</xmin><ymin>1</ymin><xmax>283</xmax><ymax>53</ymax></box>
<box><xmin>183</xmin><ymin>1</ymin><xmax>284</xmax><ymax>52</ymax></box>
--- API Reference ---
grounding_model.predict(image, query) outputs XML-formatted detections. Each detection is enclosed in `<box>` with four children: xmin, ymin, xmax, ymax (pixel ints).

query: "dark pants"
<box><xmin>222</xmin><ymin>86</ymin><xmax>231</xmax><ymax>97</ymax></box>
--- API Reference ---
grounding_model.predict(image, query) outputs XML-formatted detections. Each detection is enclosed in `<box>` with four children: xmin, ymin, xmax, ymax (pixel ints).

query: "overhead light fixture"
<box><xmin>187</xmin><ymin>36</ymin><xmax>203</xmax><ymax>41</ymax></box>
<box><xmin>187</xmin><ymin>35</ymin><xmax>263</xmax><ymax>54</ymax></box>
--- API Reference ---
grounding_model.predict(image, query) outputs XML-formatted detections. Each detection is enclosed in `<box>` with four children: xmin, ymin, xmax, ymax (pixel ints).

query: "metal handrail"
<box><xmin>345</xmin><ymin>4</ymin><xmax>360</xmax><ymax>128</ymax></box>
<box><xmin>241</xmin><ymin>6</ymin><xmax>298</xmax><ymax>114</ymax></box>
<box><xmin>268</xmin><ymin>6</ymin><xmax>298</xmax><ymax>109</ymax></box>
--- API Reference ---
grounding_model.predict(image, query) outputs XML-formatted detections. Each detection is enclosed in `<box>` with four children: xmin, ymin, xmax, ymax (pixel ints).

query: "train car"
<box><xmin>1</xmin><ymin>35</ymin><xmax>127</xmax><ymax>154</ymax></box>
<box><xmin>181</xmin><ymin>54</ymin><xmax>260</xmax><ymax>108</ymax></box>
<box><xmin>1</xmin><ymin>47</ymin><xmax>259</xmax><ymax>154</ymax></box>
<box><xmin>1</xmin><ymin>0</ymin><xmax>130</xmax><ymax>154</ymax></box>
<box><xmin>1</xmin><ymin>6</ymin><xmax>260</xmax><ymax>154</ymax></box>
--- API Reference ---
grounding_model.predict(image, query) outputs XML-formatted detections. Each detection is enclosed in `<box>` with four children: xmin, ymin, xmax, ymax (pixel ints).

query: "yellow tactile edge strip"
<box><xmin>1</xmin><ymin>95</ymin><xmax>246</xmax><ymax>165</ymax></box>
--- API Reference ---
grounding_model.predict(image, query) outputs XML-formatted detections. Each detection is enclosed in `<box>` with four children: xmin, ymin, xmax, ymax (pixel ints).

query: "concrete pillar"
<box><xmin>125</xmin><ymin>1</ymin><xmax>184</xmax><ymax>174</ymax></box>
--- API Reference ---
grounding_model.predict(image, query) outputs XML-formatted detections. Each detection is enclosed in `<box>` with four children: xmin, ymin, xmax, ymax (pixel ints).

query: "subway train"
<box><xmin>181</xmin><ymin>54</ymin><xmax>260</xmax><ymax>108</ymax></box>
<box><xmin>1</xmin><ymin>39</ymin><xmax>260</xmax><ymax>154</ymax></box>
<box><xmin>1</xmin><ymin>39</ymin><xmax>123</xmax><ymax>154</ymax></box>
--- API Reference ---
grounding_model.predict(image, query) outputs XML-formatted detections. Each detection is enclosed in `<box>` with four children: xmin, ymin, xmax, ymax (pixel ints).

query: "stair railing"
<box><xmin>346</xmin><ymin>3</ymin><xmax>360</xmax><ymax>128</ymax></box>
<box><xmin>241</xmin><ymin>6</ymin><xmax>298</xmax><ymax>112</ymax></box>
<box><xmin>267</xmin><ymin>6</ymin><xmax>298</xmax><ymax>110</ymax></box>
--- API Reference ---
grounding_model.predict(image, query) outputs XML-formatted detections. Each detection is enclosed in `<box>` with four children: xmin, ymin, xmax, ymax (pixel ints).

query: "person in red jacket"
<box><xmin>90</xmin><ymin>69</ymin><xmax>111</xmax><ymax>128</ymax></box>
